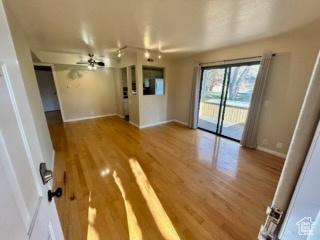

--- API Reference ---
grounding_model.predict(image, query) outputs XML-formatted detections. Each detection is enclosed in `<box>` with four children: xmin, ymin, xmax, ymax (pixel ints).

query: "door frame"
<box><xmin>198</xmin><ymin>61</ymin><xmax>260</xmax><ymax>142</ymax></box>
<box><xmin>33</xmin><ymin>63</ymin><xmax>65</xmax><ymax>122</ymax></box>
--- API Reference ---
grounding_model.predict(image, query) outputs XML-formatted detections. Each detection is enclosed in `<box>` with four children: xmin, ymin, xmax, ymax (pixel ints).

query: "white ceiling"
<box><xmin>5</xmin><ymin>0</ymin><xmax>320</xmax><ymax>58</ymax></box>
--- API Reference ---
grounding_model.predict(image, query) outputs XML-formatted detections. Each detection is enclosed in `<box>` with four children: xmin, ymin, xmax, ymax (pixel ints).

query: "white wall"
<box><xmin>116</xmin><ymin>53</ymin><xmax>140</xmax><ymax>125</ymax></box>
<box><xmin>114</xmin><ymin>51</ymin><xmax>177</xmax><ymax>127</ymax></box>
<box><xmin>53</xmin><ymin>65</ymin><xmax>117</xmax><ymax>121</ymax></box>
<box><xmin>115</xmin><ymin>53</ymin><xmax>137</xmax><ymax>118</ymax></box>
<box><xmin>171</xmin><ymin>19</ymin><xmax>320</xmax><ymax>155</ymax></box>
<box><xmin>114</xmin><ymin>68</ymin><xmax>124</xmax><ymax>117</ymax></box>
<box><xmin>136</xmin><ymin>52</ymin><xmax>177</xmax><ymax>127</ymax></box>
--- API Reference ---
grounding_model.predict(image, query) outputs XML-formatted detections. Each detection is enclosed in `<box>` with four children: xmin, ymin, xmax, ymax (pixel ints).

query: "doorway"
<box><xmin>34</xmin><ymin>65</ymin><xmax>62</xmax><ymax>125</ymax></box>
<box><xmin>198</xmin><ymin>62</ymin><xmax>260</xmax><ymax>141</ymax></box>
<box><xmin>121</xmin><ymin>67</ymin><xmax>129</xmax><ymax>121</ymax></box>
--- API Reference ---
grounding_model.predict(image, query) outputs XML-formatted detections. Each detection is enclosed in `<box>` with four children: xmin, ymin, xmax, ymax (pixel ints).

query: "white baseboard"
<box><xmin>63</xmin><ymin>113</ymin><xmax>117</xmax><ymax>122</ymax></box>
<box><xmin>140</xmin><ymin>119</ymin><xmax>189</xmax><ymax>128</ymax></box>
<box><xmin>129</xmin><ymin>121</ymin><xmax>139</xmax><ymax>128</ymax></box>
<box><xmin>257</xmin><ymin>146</ymin><xmax>287</xmax><ymax>159</ymax></box>
<box><xmin>167</xmin><ymin>119</ymin><xmax>189</xmax><ymax>126</ymax></box>
<box><xmin>117</xmin><ymin>115</ymin><xmax>125</xmax><ymax>118</ymax></box>
<box><xmin>139</xmin><ymin>120</ymin><xmax>169</xmax><ymax>129</ymax></box>
<box><xmin>173</xmin><ymin>119</ymin><xmax>188</xmax><ymax>126</ymax></box>
<box><xmin>129</xmin><ymin>119</ymin><xmax>188</xmax><ymax>129</ymax></box>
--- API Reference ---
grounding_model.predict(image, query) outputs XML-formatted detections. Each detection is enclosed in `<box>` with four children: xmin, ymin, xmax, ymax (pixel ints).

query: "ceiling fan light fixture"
<box><xmin>88</xmin><ymin>62</ymin><xmax>96</xmax><ymax>70</ymax></box>
<box><xmin>117</xmin><ymin>50</ymin><xmax>122</xmax><ymax>58</ymax></box>
<box><xmin>77</xmin><ymin>53</ymin><xmax>104</xmax><ymax>69</ymax></box>
<box><xmin>157</xmin><ymin>51</ymin><xmax>162</xmax><ymax>59</ymax></box>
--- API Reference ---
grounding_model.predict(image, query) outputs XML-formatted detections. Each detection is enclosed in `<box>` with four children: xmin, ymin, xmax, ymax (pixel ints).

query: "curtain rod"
<box><xmin>199</xmin><ymin>53</ymin><xmax>276</xmax><ymax>66</ymax></box>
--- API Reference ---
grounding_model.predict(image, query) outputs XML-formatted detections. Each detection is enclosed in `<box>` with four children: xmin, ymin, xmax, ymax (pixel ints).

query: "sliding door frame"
<box><xmin>198</xmin><ymin>61</ymin><xmax>260</xmax><ymax>142</ymax></box>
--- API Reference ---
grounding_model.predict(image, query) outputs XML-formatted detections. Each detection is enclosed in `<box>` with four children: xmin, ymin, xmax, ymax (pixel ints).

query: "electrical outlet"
<box><xmin>263</xmin><ymin>139</ymin><xmax>268</xmax><ymax>145</ymax></box>
<box><xmin>276</xmin><ymin>142</ymin><xmax>283</xmax><ymax>149</ymax></box>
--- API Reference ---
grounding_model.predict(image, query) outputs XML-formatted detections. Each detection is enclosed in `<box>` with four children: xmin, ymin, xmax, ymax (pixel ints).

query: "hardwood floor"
<box><xmin>50</xmin><ymin>116</ymin><xmax>284</xmax><ymax>240</ymax></box>
<box><xmin>45</xmin><ymin>110</ymin><xmax>63</xmax><ymax>125</ymax></box>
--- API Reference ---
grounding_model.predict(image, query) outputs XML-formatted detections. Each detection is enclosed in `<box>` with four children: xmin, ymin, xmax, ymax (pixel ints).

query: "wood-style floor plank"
<box><xmin>50</xmin><ymin>116</ymin><xmax>284</xmax><ymax>240</ymax></box>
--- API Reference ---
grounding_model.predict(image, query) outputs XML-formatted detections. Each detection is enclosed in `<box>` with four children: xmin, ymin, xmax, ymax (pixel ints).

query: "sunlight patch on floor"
<box><xmin>87</xmin><ymin>192</ymin><xmax>100</xmax><ymax>240</ymax></box>
<box><xmin>100</xmin><ymin>167</ymin><xmax>110</xmax><ymax>177</ymax></box>
<box><xmin>129</xmin><ymin>158</ymin><xmax>181</xmax><ymax>240</ymax></box>
<box><xmin>113</xmin><ymin>170</ymin><xmax>143</xmax><ymax>240</ymax></box>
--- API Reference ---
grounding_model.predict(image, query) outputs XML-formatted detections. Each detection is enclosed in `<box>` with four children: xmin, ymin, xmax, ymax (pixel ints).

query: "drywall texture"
<box><xmin>4</xmin><ymin>3</ymin><xmax>54</xmax><ymax>168</ymax></box>
<box><xmin>53</xmin><ymin>65</ymin><xmax>116</xmax><ymax>121</ymax></box>
<box><xmin>172</xmin><ymin>20</ymin><xmax>320</xmax><ymax>155</ymax></box>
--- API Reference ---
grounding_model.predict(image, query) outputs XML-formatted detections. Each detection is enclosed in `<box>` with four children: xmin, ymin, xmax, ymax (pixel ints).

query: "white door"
<box><xmin>0</xmin><ymin>65</ymin><xmax>63</xmax><ymax>240</ymax></box>
<box><xmin>279</xmin><ymin>121</ymin><xmax>320</xmax><ymax>239</ymax></box>
<box><xmin>35</xmin><ymin>68</ymin><xmax>60</xmax><ymax>112</ymax></box>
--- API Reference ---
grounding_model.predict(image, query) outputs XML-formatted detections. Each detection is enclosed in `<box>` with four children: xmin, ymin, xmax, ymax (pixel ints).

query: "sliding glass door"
<box><xmin>198</xmin><ymin>67</ymin><xmax>226</xmax><ymax>133</ymax></box>
<box><xmin>198</xmin><ymin>62</ymin><xmax>260</xmax><ymax>141</ymax></box>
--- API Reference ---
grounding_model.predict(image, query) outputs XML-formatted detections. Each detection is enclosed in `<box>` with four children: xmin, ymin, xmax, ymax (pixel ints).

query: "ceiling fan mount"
<box><xmin>76</xmin><ymin>53</ymin><xmax>105</xmax><ymax>69</ymax></box>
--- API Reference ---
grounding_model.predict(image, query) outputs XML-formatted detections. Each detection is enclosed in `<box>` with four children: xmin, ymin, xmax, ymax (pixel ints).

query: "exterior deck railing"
<box><xmin>199</xmin><ymin>101</ymin><xmax>248</xmax><ymax>123</ymax></box>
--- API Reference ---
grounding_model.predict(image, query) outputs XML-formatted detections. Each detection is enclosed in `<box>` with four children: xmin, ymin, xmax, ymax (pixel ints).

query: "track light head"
<box><xmin>145</xmin><ymin>50</ymin><xmax>150</xmax><ymax>58</ymax></box>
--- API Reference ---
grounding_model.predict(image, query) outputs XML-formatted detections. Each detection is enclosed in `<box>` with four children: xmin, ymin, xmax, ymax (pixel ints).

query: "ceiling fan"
<box><xmin>76</xmin><ymin>53</ymin><xmax>105</xmax><ymax>69</ymax></box>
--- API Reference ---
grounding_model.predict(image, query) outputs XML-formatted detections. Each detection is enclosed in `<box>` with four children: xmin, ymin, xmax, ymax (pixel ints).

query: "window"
<box><xmin>142</xmin><ymin>67</ymin><xmax>164</xmax><ymax>95</ymax></box>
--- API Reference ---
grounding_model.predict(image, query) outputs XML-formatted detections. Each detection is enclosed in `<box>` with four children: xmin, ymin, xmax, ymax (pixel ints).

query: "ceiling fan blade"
<box><xmin>96</xmin><ymin>62</ymin><xmax>105</xmax><ymax>67</ymax></box>
<box><xmin>76</xmin><ymin>62</ymin><xmax>88</xmax><ymax>64</ymax></box>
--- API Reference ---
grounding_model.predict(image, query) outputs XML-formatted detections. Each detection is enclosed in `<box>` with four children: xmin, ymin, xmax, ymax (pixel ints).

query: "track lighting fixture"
<box><xmin>144</xmin><ymin>50</ymin><xmax>150</xmax><ymax>59</ymax></box>
<box><xmin>116</xmin><ymin>46</ymin><xmax>127</xmax><ymax>58</ymax></box>
<box><xmin>116</xmin><ymin>46</ymin><xmax>163</xmax><ymax>60</ymax></box>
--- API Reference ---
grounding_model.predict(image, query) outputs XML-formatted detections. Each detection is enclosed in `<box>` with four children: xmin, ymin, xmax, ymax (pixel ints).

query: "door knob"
<box><xmin>39</xmin><ymin>162</ymin><xmax>52</xmax><ymax>185</ymax></box>
<box><xmin>48</xmin><ymin>187</ymin><xmax>62</xmax><ymax>202</ymax></box>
